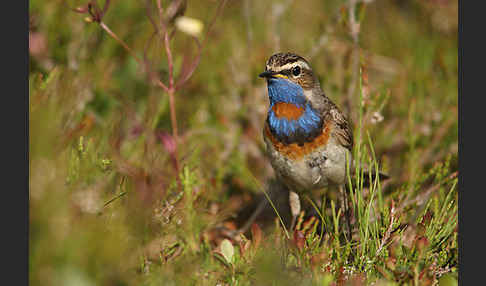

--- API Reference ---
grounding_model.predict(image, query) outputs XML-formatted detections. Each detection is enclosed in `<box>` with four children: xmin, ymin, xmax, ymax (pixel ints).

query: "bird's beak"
<box><xmin>258</xmin><ymin>70</ymin><xmax>275</xmax><ymax>78</ymax></box>
<box><xmin>259</xmin><ymin>71</ymin><xmax>288</xmax><ymax>79</ymax></box>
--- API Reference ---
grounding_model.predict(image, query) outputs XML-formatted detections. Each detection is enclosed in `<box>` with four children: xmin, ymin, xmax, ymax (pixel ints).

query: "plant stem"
<box><xmin>168</xmin><ymin>88</ymin><xmax>182</xmax><ymax>190</ymax></box>
<box><xmin>99</xmin><ymin>21</ymin><xmax>142</xmax><ymax>65</ymax></box>
<box><xmin>98</xmin><ymin>20</ymin><xmax>181</xmax><ymax>189</ymax></box>
<box><xmin>164</xmin><ymin>30</ymin><xmax>182</xmax><ymax>190</ymax></box>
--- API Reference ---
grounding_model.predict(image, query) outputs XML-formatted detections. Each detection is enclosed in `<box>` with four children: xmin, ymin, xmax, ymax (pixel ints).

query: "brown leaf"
<box><xmin>238</xmin><ymin>239</ymin><xmax>251</xmax><ymax>258</ymax></box>
<box><xmin>251</xmin><ymin>223</ymin><xmax>262</xmax><ymax>249</ymax></box>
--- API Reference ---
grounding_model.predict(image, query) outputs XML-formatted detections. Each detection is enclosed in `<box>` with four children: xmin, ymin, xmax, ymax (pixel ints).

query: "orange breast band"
<box><xmin>271</xmin><ymin>103</ymin><xmax>305</xmax><ymax>120</ymax></box>
<box><xmin>265</xmin><ymin>122</ymin><xmax>332</xmax><ymax>160</ymax></box>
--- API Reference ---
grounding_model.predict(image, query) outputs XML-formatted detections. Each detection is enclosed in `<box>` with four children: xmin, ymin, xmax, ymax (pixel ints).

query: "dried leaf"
<box><xmin>251</xmin><ymin>223</ymin><xmax>262</xmax><ymax>249</ymax></box>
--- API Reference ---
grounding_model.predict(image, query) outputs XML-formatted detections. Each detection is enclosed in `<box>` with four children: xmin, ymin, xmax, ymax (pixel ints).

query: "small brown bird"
<box><xmin>233</xmin><ymin>52</ymin><xmax>387</xmax><ymax>236</ymax></box>
<box><xmin>258</xmin><ymin>52</ymin><xmax>354</xmax><ymax>230</ymax></box>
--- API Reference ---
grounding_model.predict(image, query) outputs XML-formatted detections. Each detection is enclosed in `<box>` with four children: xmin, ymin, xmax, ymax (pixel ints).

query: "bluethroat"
<box><xmin>258</xmin><ymin>52</ymin><xmax>354</xmax><ymax>231</ymax></box>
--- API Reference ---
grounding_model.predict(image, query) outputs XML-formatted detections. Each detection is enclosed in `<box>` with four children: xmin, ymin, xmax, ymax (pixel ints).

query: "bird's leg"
<box><xmin>289</xmin><ymin>191</ymin><xmax>301</xmax><ymax>231</ymax></box>
<box><xmin>339</xmin><ymin>184</ymin><xmax>352</xmax><ymax>240</ymax></box>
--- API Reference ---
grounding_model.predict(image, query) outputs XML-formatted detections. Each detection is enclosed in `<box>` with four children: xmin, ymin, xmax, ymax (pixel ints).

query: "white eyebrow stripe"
<box><xmin>274</xmin><ymin>61</ymin><xmax>310</xmax><ymax>72</ymax></box>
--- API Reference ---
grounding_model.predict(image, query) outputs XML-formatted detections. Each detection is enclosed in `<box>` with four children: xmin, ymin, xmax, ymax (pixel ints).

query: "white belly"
<box><xmin>264</xmin><ymin>135</ymin><xmax>351</xmax><ymax>192</ymax></box>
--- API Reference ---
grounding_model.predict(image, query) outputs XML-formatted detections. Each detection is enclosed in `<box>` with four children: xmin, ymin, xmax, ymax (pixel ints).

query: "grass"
<box><xmin>30</xmin><ymin>0</ymin><xmax>457</xmax><ymax>285</ymax></box>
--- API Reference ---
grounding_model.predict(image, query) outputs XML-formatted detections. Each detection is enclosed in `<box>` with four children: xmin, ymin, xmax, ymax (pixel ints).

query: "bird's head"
<box><xmin>259</xmin><ymin>52</ymin><xmax>320</xmax><ymax>104</ymax></box>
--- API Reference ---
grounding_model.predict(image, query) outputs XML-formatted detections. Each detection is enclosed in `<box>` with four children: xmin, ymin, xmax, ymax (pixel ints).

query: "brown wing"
<box><xmin>324</xmin><ymin>101</ymin><xmax>353</xmax><ymax>151</ymax></box>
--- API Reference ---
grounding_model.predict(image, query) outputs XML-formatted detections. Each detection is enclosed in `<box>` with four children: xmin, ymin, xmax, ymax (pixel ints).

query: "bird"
<box><xmin>258</xmin><ymin>52</ymin><xmax>354</xmax><ymax>231</ymax></box>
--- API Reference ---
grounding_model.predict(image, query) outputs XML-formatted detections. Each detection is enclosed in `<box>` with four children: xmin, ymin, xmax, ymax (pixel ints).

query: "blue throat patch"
<box><xmin>266</xmin><ymin>78</ymin><xmax>323</xmax><ymax>145</ymax></box>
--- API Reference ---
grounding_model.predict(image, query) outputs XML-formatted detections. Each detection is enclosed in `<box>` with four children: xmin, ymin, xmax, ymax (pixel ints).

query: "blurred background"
<box><xmin>30</xmin><ymin>0</ymin><xmax>457</xmax><ymax>285</ymax></box>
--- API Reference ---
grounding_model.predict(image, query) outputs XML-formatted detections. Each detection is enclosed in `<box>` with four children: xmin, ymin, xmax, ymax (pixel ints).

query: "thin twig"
<box><xmin>104</xmin><ymin>191</ymin><xmax>127</xmax><ymax>208</ymax></box>
<box><xmin>163</xmin><ymin>29</ymin><xmax>178</xmax><ymax>142</ymax></box>
<box><xmin>103</xmin><ymin>176</ymin><xmax>127</xmax><ymax>208</ymax></box>
<box><xmin>145</xmin><ymin>0</ymin><xmax>159</xmax><ymax>33</ymax></box>
<box><xmin>99</xmin><ymin>22</ymin><xmax>143</xmax><ymax>65</ymax></box>
<box><xmin>99</xmin><ymin>21</ymin><xmax>170</xmax><ymax>92</ymax></box>
<box><xmin>101</xmin><ymin>0</ymin><xmax>111</xmax><ymax>17</ymax></box>
<box><xmin>163</xmin><ymin>30</ymin><xmax>182</xmax><ymax>190</ymax></box>
<box><xmin>156</xmin><ymin>0</ymin><xmax>166</xmax><ymax>32</ymax></box>
<box><xmin>376</xmin><ymin>200</ymin><xmax>397</xmax><ymax>256</ymax></box>
<box><xmin>164</xmin><ymin>31</ymin><xmax>175</xmax><ymax>91</ymax></box>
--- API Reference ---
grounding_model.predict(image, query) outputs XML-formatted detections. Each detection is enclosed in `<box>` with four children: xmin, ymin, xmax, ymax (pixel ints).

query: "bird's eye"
<box><xmin>292</xmin><ymin>66</ymin><xmax>301</xmax><ymax>77</ymax></box>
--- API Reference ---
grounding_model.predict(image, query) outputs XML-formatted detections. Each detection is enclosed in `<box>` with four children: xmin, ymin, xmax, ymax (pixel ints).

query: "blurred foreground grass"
<box><xmin>30</xmin><ymin>0</ymin><xmax>457</xmax><ymax>285</ymax></box>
